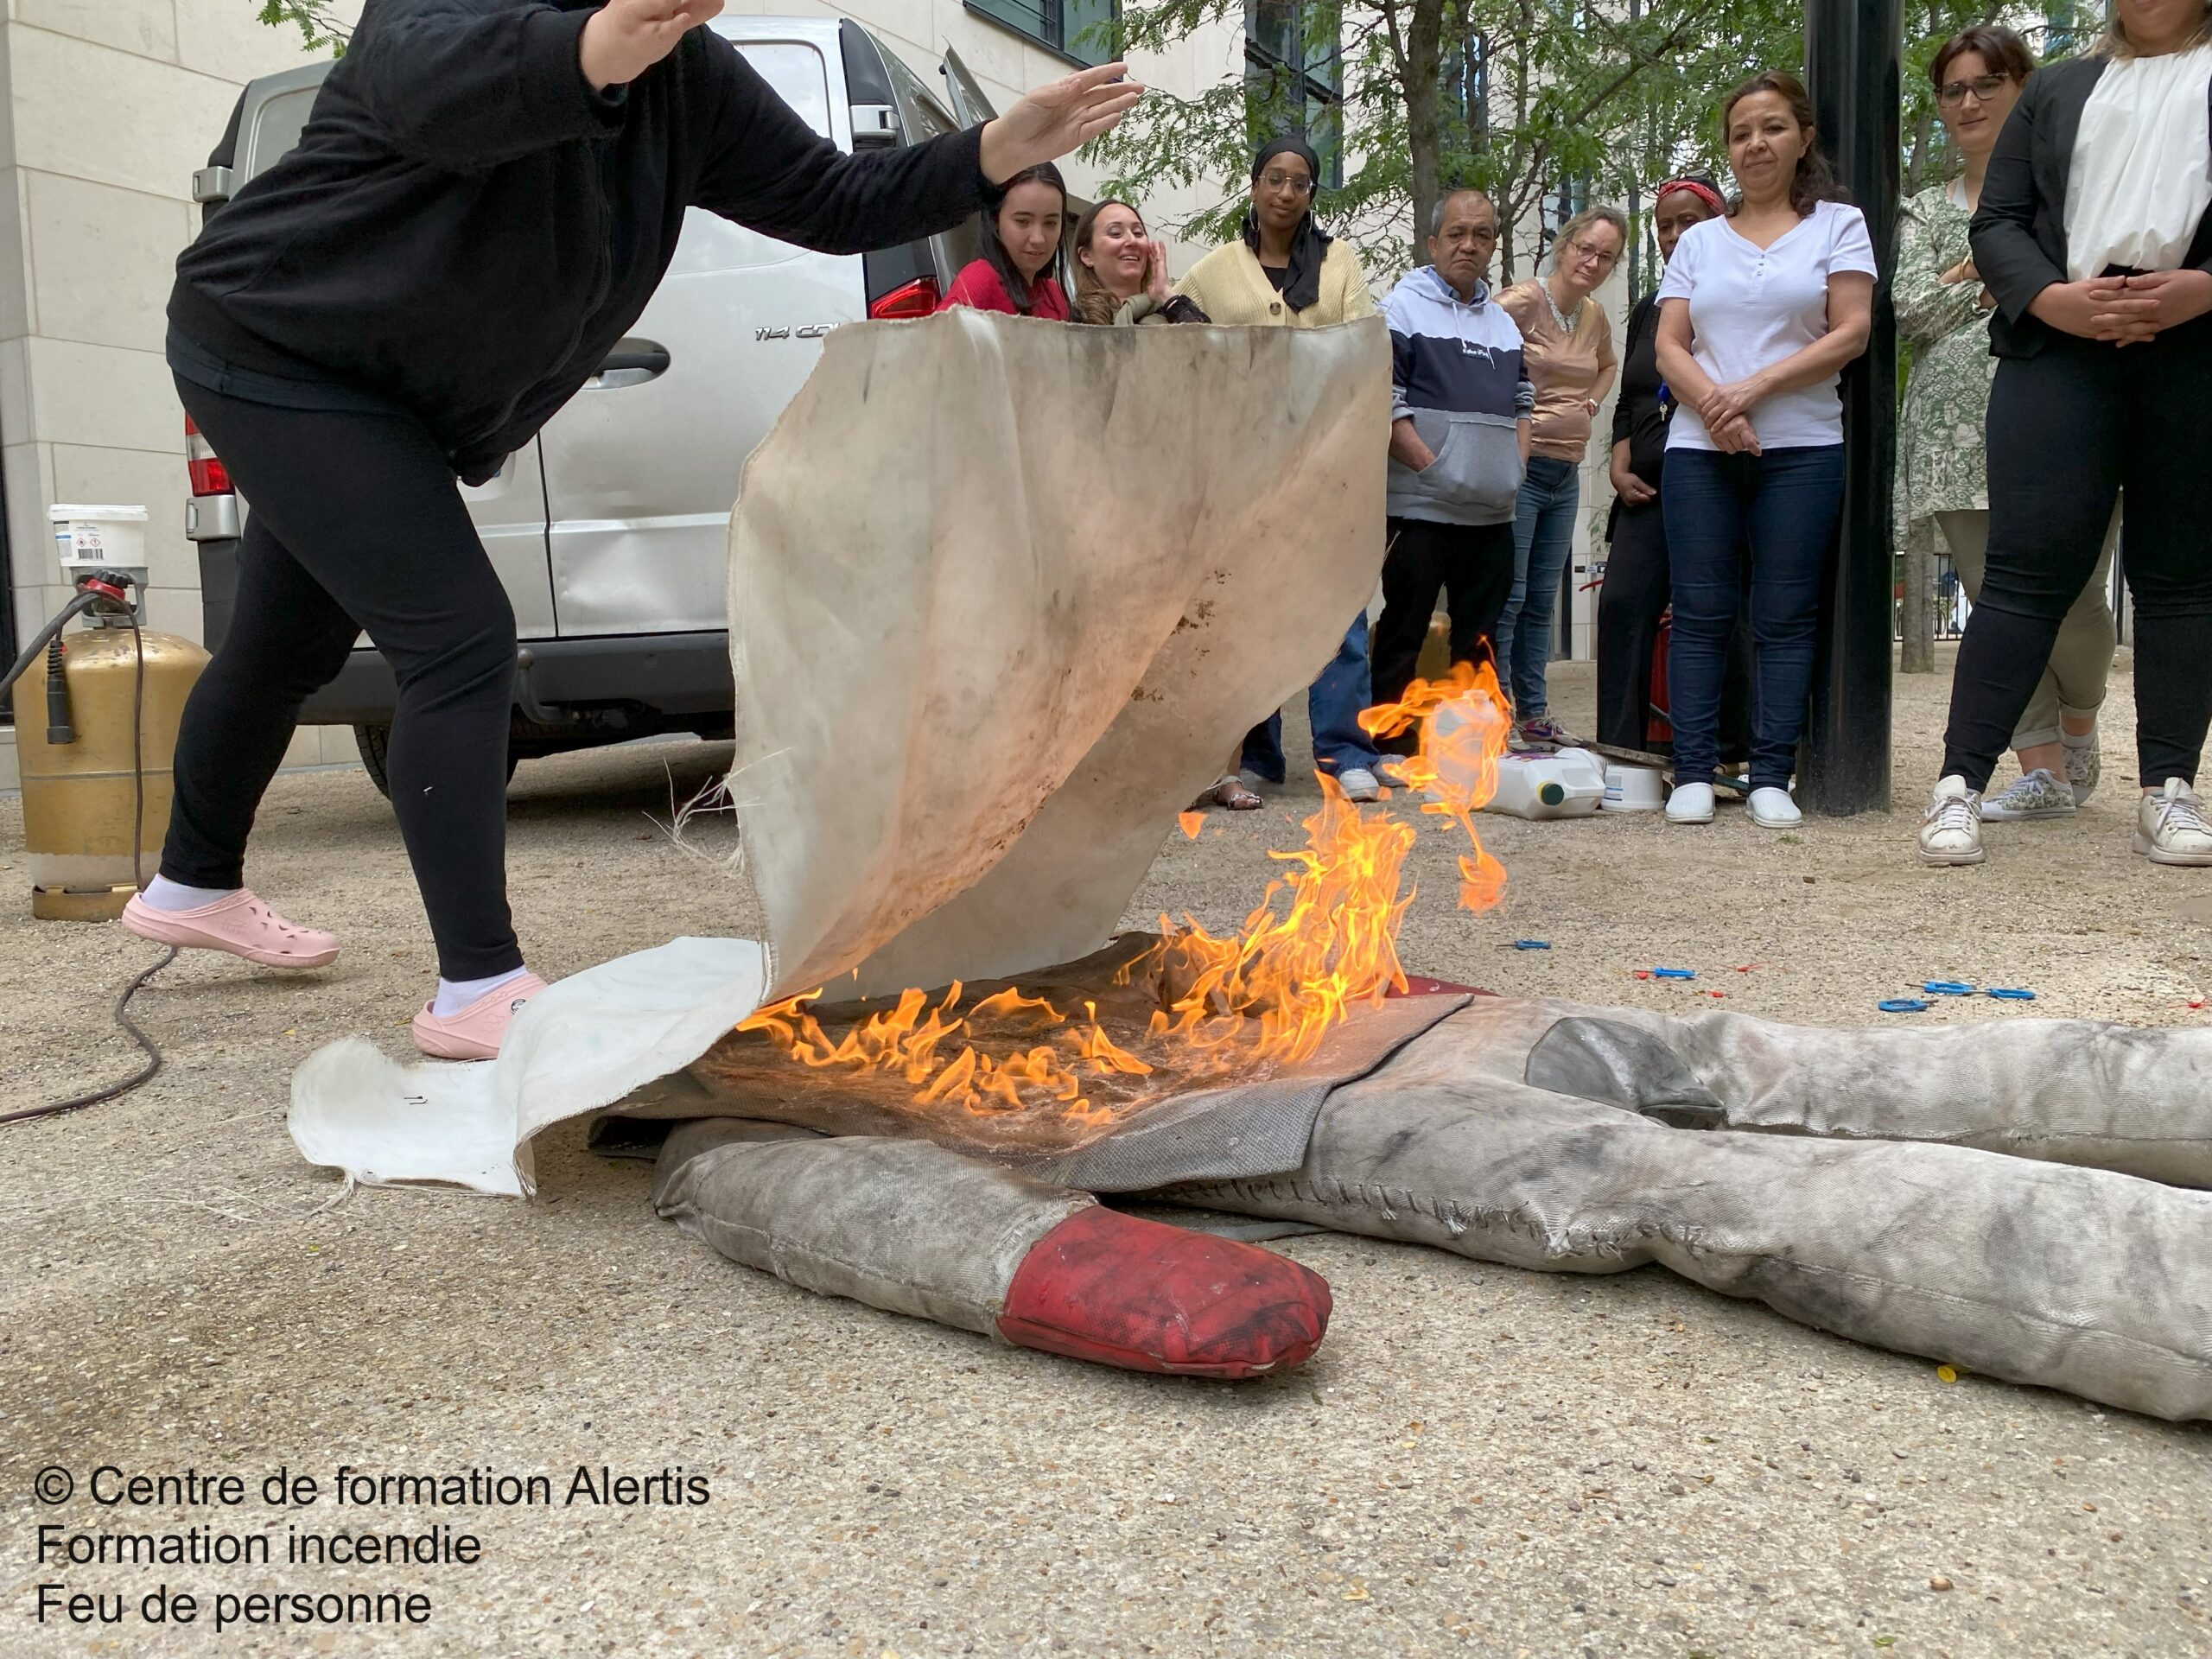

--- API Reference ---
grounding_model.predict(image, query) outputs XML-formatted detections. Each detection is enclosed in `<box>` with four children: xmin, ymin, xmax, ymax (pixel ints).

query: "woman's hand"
<box><xmin>979</xmin><ymin>64</ymin><xmax>1143</xmax><ymax>182</ymax></box>
<box><xmin>2032</xmin><ymin>277</ymin><xmax>2159</xmax><ymax>344</ymax></box>
<box><xmin>1608</xmin><ymin>445</ymin><xmax>1656</xmax><ymax>506</ymax></box>
<box><xmin>2115</xmin><ymin>270</ymin><xmax>2212</xmax><ymax>335</ymax></box>
<box><xmin>579</xmin><ymin>0</ymin><xmax>724</xmax><ymax>92</ymax></box>
<box><xmin>1710</xmin><ymin>415</ymin><xmax>1762</xmax><ymax>457</ymax></box>
<box><xmin>1142</xmin><ymin>238</ymin><xmax>1172</xmax><ymax>306</ymax></box>
<box><xmin>1938</xmin><ymin>256</ymin><xmax>1979</xmax><ymax>287</ymax></box>
<box><xmin>1695</xmin><ymin>373</ymin><xmax>1768</xmax><ymax>433</ymax></box>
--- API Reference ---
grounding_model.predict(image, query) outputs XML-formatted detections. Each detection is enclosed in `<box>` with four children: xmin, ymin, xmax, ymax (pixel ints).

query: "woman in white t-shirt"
<box><xmin>1652</xmin><ymin>70</ymin><xmax>1878</xmax><ymax>829</ymax></box>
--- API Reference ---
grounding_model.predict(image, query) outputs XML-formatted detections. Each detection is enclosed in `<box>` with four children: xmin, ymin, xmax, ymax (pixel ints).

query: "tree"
<box><xmin>1099</xmin><ymin>0</ymin><xmax>1803</xmax><ymax>280</ymax></box>
<box><xmin>257</xmin><ymin>2</ymin><xmax>350</xmax><ymax>54</ymax></box>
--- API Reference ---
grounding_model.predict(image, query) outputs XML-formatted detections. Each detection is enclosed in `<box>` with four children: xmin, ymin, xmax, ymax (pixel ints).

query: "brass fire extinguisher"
<box><xmin>7</xmin><ymin>572</ymin><xmax>207</xmax><ymax>921</ymax></box>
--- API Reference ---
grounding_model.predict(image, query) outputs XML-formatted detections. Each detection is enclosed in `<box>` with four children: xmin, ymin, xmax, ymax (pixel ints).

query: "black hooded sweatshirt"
<box><xmin>170</xmin><ymin>0</ymin><xmax>989</xmax><ymax>482</ymax></box>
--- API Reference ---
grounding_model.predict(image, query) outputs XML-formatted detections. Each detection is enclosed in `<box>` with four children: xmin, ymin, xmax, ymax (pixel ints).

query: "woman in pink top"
<box><xmin>940</xmin><ymin>162</ymin><xmax>1071</xmax><ymax>320</ymax></box>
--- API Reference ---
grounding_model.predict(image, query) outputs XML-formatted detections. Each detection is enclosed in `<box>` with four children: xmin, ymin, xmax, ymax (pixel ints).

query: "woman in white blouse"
<box><xmin>1651</xmin><ymin>70</ymin><xmax>1877</xmax><ymax>829</ymax></box>
<box><xmin>1922</xmin><ymin>0</ymin><xmax>2212</xmax><ymax>868</ymax></box>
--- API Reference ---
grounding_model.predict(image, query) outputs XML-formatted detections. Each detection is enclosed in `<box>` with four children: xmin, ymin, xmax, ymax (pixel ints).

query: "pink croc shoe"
<box><xmin>121</xmin><ymin>889</ymin><xmax>340</xmax><ymax>969</ymax></box>
<box><xmin>411</xmin><ymin>974</ymin><xmax>549</xmax><ymax>1062</ymax></box>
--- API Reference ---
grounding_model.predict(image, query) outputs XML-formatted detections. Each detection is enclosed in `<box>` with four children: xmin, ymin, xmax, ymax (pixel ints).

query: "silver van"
<box><xmin>186</xmin><ymin>16</ymin><xmax>995</xmax><ymax>792</ymax></box>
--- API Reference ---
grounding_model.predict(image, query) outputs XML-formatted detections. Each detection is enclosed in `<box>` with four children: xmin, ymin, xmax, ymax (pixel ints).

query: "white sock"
<box><xmin>2062</xmin><ymin>726</ymin><xmax>2096</xmax><ymax>748</ymax></box>
<box><xmin>433</xmin><ymin>967</ymin><xmax>532</xmax><ymax>1020</ymax></box>
<box><xmin>143</xmin><ymin>874</ymin><xmax>240</xmax><ymax>912</ymax></box>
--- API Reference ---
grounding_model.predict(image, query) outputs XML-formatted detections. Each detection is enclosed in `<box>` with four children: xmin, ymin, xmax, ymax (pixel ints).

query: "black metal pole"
<box><xmin>1800</xmin><ymin>0</ymin><xmax>1901</xmax><ymax>816</ymax></box>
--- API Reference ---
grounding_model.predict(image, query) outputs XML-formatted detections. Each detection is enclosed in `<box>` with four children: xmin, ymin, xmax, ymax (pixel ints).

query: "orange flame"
<box><xmin>734</xmin><ymin>663</ymin><xmax>1511</xmax><ymax>1113</ymax></box>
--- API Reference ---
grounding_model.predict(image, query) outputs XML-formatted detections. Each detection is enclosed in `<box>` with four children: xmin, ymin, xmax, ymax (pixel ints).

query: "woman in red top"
<box><xmin>940</xmin><ymin>162</ymin><xmax>1071</xmax><ymax>319</ymax></box>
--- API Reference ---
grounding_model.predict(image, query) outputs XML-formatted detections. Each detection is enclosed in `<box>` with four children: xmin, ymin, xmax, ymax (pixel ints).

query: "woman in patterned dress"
<box><xmin>1900</xmin><ymin>24</ymin><xmax>2114</xmax><ymax>823</ymax></box>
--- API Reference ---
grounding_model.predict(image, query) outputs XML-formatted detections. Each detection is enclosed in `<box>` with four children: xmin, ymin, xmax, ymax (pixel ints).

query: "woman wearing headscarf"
<box><xmin>1176</xmin><ymin>137</ymin><xmax>1385</xmax><ymax>810</ymax></box>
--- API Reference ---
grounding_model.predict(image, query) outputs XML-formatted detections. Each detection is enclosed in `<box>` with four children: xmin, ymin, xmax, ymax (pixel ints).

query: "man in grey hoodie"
<box><xmin>1370</xmin><ymin>189</ymin><xmax>1535</xmax><ymax>754</ymax></box>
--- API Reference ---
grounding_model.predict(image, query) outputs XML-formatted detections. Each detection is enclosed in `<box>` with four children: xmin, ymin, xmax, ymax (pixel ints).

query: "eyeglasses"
<box><xmin>1566</xmin><ymin>238</ymin><xmax>1619</xmax><ymax>269</ymax></box>
<box><xmin>1259</xmin><ymin>171</ymin><xmax>1316</xmax><ymax>196</ymax></box>
<box><xmin>1936</xmin><ymin>73</ymin><xmax>2011</xmax><ymax>108</ymax></box>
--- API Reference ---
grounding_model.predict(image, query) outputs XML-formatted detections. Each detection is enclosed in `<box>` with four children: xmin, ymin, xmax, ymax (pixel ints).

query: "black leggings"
<box><xmin>1941</xmin><ymin>318</ymin><xmax>2212</xmax><ymax>791</ymax></box>
<box><xmin>1370</xmin><ymin>517</ymin><xmax>1516</xmax><ymax>746</ymax></box>
<box><xmin>165</xmin><ymin>379</ymin><xmax>522</xmax><ymax>979</ymax></box>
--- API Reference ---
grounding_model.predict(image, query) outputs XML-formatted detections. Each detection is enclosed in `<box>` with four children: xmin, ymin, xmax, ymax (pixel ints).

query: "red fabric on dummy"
<box><xmin>997</xmin><ymin>1206</ymin><xmax>1331</xmax><ymax>1378</ymax></box>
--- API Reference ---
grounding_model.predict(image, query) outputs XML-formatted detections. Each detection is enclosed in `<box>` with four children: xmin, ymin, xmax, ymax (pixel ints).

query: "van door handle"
<box><xmin>590</xmin><ymin>339</ymin><xmax>671</xmax><ymax>389</ymax></box>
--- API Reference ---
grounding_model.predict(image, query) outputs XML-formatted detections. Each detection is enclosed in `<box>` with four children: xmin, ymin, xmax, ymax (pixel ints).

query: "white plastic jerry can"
<box><xmin>1484</xmin><ymin>747</ymin><xmax>1608</xmax><ymax>820</ymax></box>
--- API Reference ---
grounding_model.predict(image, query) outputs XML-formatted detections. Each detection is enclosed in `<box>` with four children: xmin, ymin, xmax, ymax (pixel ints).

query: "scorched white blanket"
<box><xmin>290</xmin><ymin>309</ymin><xmax>1392</xmax><ymax>1195</ymax></box>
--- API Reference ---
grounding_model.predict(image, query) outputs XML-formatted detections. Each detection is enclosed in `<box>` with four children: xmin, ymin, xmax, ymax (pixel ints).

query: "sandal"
<box><xmin>1191</xmin><ymin>773</ymin><xmax>1262</xmax><ymax>812</ymax></box>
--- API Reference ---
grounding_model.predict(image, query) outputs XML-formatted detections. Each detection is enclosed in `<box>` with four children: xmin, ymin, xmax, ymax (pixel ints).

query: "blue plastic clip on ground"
<box><xmin>1879</xmin><ymin>998</ymin><xmax>1931</xmax><ymax>1014</ymax></box>
<box><xmin>1653</xmin><ymin>968</ymin><xmax>1696</xmax><ymax>980</ymax></box>
<box><xmin>1923</xmin><ymin>981</ymin><xmax>1975</xmax><ymax>995</ymax></box>
<box><xmin>1510</xmin><ymin>940</ymin><xmax>1551</xmax><ymax>950</ymax></box>
<box><xmin>1985</xmin><ymin>987</ymin><xmax>2037</xmax><ymax>1001</ymax></box>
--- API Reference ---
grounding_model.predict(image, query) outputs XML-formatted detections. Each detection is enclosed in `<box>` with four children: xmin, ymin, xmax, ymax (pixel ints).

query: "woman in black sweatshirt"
<box><xmin>123</xmin><ymin>0</ymin><xmax>1138</xmax><ymax>1058</ymax></box>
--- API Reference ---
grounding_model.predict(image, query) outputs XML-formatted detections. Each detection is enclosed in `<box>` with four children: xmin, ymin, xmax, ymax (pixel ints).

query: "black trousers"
<box><xmin>1598</xmin><ymin>497</ymin><xmax>1754</xmax><ymax>761</ymax></box>
<box><xmin>1370</xmin><ymin>517</ymin><xmax>1516</xmax><ymax>747</ymax></box>
<box><xmin>165</xmin><ymin>379</ymin><xmax>523</xmax><ymax>980</ymax></box>
<box><xmin>1942</xmin><ymin>317</ymin><xmax>2212</xmax><ymax>791</ymax></box>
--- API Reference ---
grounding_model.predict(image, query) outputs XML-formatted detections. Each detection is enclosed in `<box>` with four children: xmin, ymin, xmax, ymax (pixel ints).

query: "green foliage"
<box><xmin>255</xmin><ymin>2</ymin><xmax>350</xmax><ymax>54</ymax></box>
<box><xmin>1101</xmin><ymin>0</ymin><xmax>1807</xmax><ymax>279</ymax></box>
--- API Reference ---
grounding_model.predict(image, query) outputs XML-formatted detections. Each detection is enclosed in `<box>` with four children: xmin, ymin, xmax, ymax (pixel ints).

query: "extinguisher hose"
<box><xmin>2</xmin><ymin>603</ymin><xmax>177</xmax><ymax>1128</ymax></box>
<box><xmin>0</xmin><ymin>588</ymin><xmax>103</xmax><ymax>702</ymax></box>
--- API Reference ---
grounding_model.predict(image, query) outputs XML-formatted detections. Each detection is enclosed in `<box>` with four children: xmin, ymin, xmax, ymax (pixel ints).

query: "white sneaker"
<box><xmin>1747</xmin><ymin>786</ymin><xmax>1802</xmax><ymax>828</ymax></box>
<box><xmin>2133</xmin><ymin>779</ymin><xmax>2212</xmax><ymax>866</ymax></box>
<box><xmin>1375</xmin><ymin>753</ymin><xmax>1414</xmax><ymax>788</ymax></box>
<box><xmin>1917</xmin><ymin>775</ymin><xmax>1985</xmax><ymax>866</ymax></box>
<box><xmin>1338</xmin><ymin>767</ymin><xmax>1382</xmax><ymax>804</ymax></box>
<box><xmin>2062</xmin><ymin>723</ymin><xmax>2100</xmax><ymax>805</ymax></box>
<box><xmin>1980</xmin><ymin>767</ymin><xmax>2076</xmax><ymax>822</ymax></box>
<box><xmin>1665</xmin><ymin>782</ymin><xmax>1715</xmax><ymax>824</ymax></box>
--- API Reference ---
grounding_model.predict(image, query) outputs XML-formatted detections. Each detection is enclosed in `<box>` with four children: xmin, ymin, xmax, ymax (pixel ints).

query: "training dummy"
<box><xmin>294</xmin><ymin>310</ymin><xmax>2212</xmax><ymax>1423</ymax></box>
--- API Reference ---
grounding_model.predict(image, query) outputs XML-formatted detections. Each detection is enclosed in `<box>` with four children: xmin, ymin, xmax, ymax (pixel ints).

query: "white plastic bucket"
<box><xmin>50</xmin><ymin>504</ymin><xmax>149</xmax><ymax>574</ymax></box>
<box><xmin>1601</xmin><ymin>764</ymin><xmax>1666</xmax><ymax>812</ymax></box>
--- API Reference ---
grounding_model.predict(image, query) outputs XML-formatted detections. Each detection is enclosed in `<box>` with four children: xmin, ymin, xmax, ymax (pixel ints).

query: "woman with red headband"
<box><xmin>1595</xmin><ymin>175</ymin><xmax>1728</xmax><ymax>755</ymax></box>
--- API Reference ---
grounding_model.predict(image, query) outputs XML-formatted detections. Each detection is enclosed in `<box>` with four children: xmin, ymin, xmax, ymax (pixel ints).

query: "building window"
<box><xmin>966</xmin><ymin>0</ymin><xmax>1119</xmax><ymax>68</ymax></box>
<box><xmin>1245</xmin><ymin>0</ymin><xmax>1343</xmax><ymax>188</ymax></box>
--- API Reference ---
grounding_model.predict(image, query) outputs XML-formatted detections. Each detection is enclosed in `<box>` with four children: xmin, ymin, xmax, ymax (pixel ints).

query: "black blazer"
<box><xmin>1970</xmin><ymin>54</ymin><xmax>2212</xmax><ymax>359</ymax></box>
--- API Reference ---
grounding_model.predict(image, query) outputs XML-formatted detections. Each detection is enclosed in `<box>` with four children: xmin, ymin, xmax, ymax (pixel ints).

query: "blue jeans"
<box><xmin>1662</xmin><ymin>445</ymin><xmax>1847</xmax><ymax>791</ymax></box>
<box><xmin>1242</xmin><ymin>611</ymin><xmax>1382</xmax><ymax>782</ymax></box>
<box><xmin>1495</xmin><ymin>456</ymin><xmax>1580</xmax><ymax>719</ymax></box>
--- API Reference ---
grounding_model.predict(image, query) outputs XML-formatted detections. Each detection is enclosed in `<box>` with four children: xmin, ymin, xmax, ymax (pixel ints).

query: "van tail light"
<box><xmin>868</xmin><ymin>276</ymin><xmax>940</xmax><ymax>321</ymax></box>
<box><xmin>185</xmin><ymin>417</ymin><xmax>232</xmax><ymax>496</ymax></box>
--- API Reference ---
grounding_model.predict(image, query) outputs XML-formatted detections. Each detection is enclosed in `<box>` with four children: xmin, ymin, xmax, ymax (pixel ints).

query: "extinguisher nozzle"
<box><xmin>44</xmin><ymin>635</ymin><xmax>73</xmax><ymax>745</ymax></box>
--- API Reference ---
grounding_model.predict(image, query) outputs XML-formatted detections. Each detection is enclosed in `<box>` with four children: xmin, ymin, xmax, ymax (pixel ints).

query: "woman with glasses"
<box><xmin>1654</xmin><ymin>70</ymin><xmax>1876</xmax><ymax>830</ymax></box>
<box><xmin>1497</xmin><ymin>206</ymin><xmax>1626</xmax><ymax>749</ymax></box>
<box><xmin>1176</xmin><ymin>137</ymin><xmax>1387</xmax><ymax>810</ymax></box>
<box><xmin>1922</xmin><ymin>0</ymin><xmax>2212</xmax><ymax>868</ymax></box>
<box><xmin>1899</xmin><ymin>27</ymin><xmax>2116</xmax><ymax>829</ymax></box>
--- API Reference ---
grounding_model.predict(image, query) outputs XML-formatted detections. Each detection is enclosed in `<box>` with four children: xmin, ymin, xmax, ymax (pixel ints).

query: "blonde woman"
<box><xmin>1497</xmin><ymin>205</ymin><xmax>1624</xmax><ymax>748</ymax></box>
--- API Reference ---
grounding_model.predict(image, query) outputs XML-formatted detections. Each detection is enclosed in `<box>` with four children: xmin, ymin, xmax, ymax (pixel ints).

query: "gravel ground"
<box><xmin>1</xmin><ymin>648</ymin><xmax>2207</xmax><ymax>1658</ymax></box>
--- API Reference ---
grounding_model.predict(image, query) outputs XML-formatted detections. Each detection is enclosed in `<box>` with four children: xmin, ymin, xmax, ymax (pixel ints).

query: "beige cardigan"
<box><xmin>1173</xmin><ymin>238</ymin><xmax>1375</xmax><ymax>327</ymax></box>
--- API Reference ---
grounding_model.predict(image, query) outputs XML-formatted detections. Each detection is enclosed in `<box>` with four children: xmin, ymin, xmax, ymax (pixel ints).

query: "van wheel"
<box><xmin>353</xmin><ymin>722</ymin><xmax>518</xmax><ymax>800</ymax></box>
